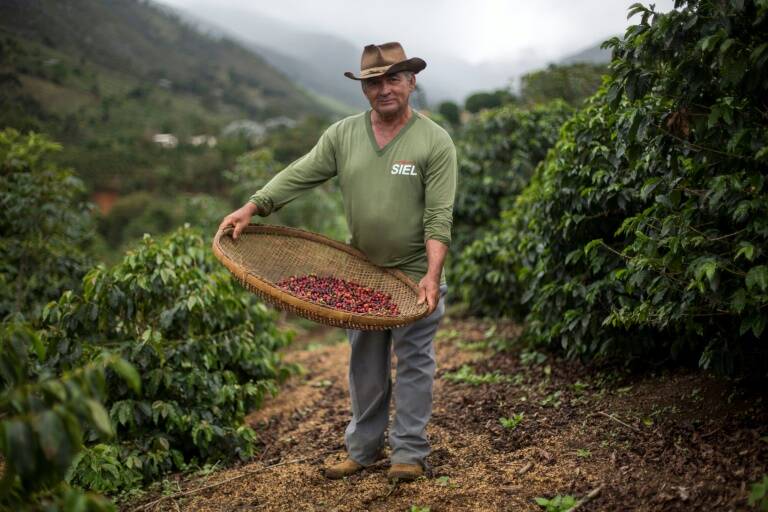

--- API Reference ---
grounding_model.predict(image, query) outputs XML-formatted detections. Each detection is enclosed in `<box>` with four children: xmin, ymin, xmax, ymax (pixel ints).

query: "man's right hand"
<box><xmin>218</xmin><ymin>202</ymin><xmax>260</xmax><ymax>240</ymax></box>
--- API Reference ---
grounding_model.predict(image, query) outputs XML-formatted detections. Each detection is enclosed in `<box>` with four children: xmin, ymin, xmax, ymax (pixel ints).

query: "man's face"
<box><xmin>362</xmin><ymin>71</ymin><xmax>415</xmax><ymax>117</ymax></box>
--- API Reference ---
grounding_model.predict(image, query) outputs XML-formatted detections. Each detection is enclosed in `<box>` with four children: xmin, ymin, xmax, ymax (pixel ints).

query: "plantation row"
<box><xmin>451</xmin><ymin>0</ymin><xmax>768</xmax><ymax>375</ymax></box>
<box><xmin>0</xmin><ymin>131</ymin><xmax>296</xmax><ymax>509</ymax></box>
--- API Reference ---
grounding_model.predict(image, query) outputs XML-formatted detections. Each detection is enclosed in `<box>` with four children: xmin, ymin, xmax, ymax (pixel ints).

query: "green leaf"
<box><xmin>640</xmin><ymin>177</ymin><xmax>661</xmax><ymax>200</ymax></box>
<box><xmin>692</xmin><ymin>258</ymin><xmax>718</xmax><ymax>287</ymax></box>
<box><xmin>746</xmin><ymin>266</ymin><xmax>768</xmax><ymax>292</ymax></box>
<box><xmin>583</xmin><ymin>238</ymin><xmax>604</xmax><ymax>255</ymax></box>
<box><xmin>627</xmin><ymin>2</ymin><xmax>648</xmax><ymax>19</ymax></box>
<box><xmin>735</xmin><ymin>242</ymin><xmax>755</xmax><ymax>262</ymax></box>
<box><xmin>2</xmin><ymin>420</ymin><xmax>36</xmax><ymax>477</ymax></box>
<box><xmin>85</xmin><ymin>399</ymin><xmax>114</xmax><ymax>438</ymax></box>
<box><xmin>33</xmin><ymin>410</ymin><xmax>65</xmax><ymax>462</ymax></box>
<box><xmin>111</xmin><ymin>359</ymin><xmax>141</xmax><ymax>394</ymax></box>
<box><xmin>731</xmin><ymin>288</ymin><xmax>748</xmax><ymax>314</ymax></box>
<box><xmin>719</xmin><ymin>38</ymin><xmax>736</xmax><ymax>54</ymax></box>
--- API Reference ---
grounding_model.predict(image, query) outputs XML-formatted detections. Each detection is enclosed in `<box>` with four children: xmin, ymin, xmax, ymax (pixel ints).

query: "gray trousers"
<box><xmin>344</xmin><ymin>284</ymin><xmax>447</xmax><ymax>469</ymax></box>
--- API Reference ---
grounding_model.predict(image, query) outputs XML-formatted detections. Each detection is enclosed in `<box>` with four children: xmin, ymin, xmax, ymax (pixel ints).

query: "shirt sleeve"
<box><xmin>249</xmin><ymin>125</ymin><xmax>338</xmax><ymax>216</ymax></box>
<box><xmin>422</xmin><ymin>136</ymin><xmax>457</xmax><ymax>246</ymax></box>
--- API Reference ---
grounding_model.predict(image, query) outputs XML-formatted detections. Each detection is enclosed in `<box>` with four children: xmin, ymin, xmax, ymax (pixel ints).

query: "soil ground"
<box><xmin>130</xmin><ymin>314</ymin><xmax>768</xmax><ymax>511</ymax></box>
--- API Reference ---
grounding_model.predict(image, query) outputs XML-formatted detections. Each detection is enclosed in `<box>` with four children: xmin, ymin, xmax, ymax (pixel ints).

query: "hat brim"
<box><xmin>344</xmin><ymin>57</ymin><xmax>426</xmax><ymax>80</ymax></box>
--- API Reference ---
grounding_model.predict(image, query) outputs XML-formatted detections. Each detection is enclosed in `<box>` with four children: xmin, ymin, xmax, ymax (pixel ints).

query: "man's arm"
<box><xmin>219</xmin><ymin>125</ymin><xmax>338</xmax><ymax>239</ymax></box>
<box><xmin>417</xmin><ymin>137</ymin><xmax>458</xmax><ymax>313</ymax></box>
<box><xmin>249</xmin><ymin>125</ymin><xmax>338</xmax><ymax>215</ymax></box>
<box><xmin>417</xmin><ymin>239</ymin><xmax>449</xmax><ymax>313</ymax></box>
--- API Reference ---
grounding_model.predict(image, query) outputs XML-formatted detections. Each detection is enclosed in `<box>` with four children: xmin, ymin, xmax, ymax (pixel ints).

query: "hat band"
<box><xmin>360</xmin><ymin>65</ymin><xmax>393</xmax><ymax>77</ymax></box>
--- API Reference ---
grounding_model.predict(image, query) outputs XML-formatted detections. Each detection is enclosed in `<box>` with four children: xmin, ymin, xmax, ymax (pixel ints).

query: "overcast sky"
<box><xmin>156</xmin><ymin>0</ymin><xmax>676</xmax><ymax>64</ymax></box>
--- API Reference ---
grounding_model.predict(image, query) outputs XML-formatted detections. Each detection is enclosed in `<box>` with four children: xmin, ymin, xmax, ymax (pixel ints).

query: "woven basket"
<box><xmin>212</xmin><ymin>224</ymin><xmax>430</xmax><ymax>330</ymax></box>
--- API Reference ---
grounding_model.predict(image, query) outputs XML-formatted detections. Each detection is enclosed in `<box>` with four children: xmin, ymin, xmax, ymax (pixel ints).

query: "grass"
<box><xmin>443</xmin><ymin>365</ymin><xmax>512</xmax><ymax>386</ymax></box>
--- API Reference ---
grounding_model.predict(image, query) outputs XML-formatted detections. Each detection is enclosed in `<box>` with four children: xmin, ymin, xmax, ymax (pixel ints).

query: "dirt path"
<box><xmin>135</xmin><ymin>316</ymin><xmax>768</xmax><ymax>511</ymax></box>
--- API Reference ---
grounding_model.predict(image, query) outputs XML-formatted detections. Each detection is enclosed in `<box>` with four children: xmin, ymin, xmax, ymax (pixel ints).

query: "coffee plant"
<box><xmin>450</xmin><ymin>101</ymin><xmax>571</xmax><ymax>299</ymax></box>
<box><xmin>0</xmin><ymin>319</ymin><xmax>138</xmax><ymax>510</ymax></box>
<box><xmin>452</xmin><ymin>100</ymin><xmax>573</xmax><ymax>248</ymax></box>
<box><xmin>41</xmin><ymin>226</ymin><xmax>296</xmax><ymax>493</ymax></box>
<box><xmin>0</xmin><ymin>128</ymin><xmax>95</xmax><ymax>320</ymax></box>
<box><xmin>457</xmin><ymin>0</ymin><xmax>768</xmax><ymax>375</ymax></box>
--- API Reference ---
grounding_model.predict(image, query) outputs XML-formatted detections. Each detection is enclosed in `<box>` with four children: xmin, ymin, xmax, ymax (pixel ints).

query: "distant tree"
<box><xmin>437</xmin><ymin>101</ymin><xmax>461</xmax><ymax>125</ymax></box>
<box><xmin>464</xmin><ymin>88</ymin><xmax>516</xmax><ymax>113</ymax></box>
<box><xmin>520</xmin><ymin>63</ymin><xmax>607</xmax><ymax>106</ymax></box>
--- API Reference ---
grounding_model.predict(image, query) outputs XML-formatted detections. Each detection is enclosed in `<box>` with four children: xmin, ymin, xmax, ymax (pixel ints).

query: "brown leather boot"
<box><xmin>387</xmin><ymin>462</ymin><xmax>424</xmax><ymax>481</ymax></box>
<box><xmin>324</xmin><ymin>457</ymin><xmax>364</xmax><ymax>479</ymax></box>
<box><xmin>324</xmin><ymin>449</ymin><xmax>386</xmax><ymax>480</ymax></box>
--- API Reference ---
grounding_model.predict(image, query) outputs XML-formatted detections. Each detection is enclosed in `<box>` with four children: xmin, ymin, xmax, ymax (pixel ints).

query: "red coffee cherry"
<box><xmin>276</xmin><ymin>274</ymin><xmax>400</xmax><ymax>316</ymax></box>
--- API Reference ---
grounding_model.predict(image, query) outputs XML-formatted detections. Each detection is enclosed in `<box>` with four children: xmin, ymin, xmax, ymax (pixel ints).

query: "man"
<box><xmin>218</xmin><ymin>42</ymin><xmax>457</xmax><ymax>482</ymax></box>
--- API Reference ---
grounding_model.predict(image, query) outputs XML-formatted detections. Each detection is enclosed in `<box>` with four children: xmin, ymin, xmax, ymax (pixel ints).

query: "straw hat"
<box><xmin>344</xmin><ymin>42</ymin><xmax>427</xmax><ymax>80</ymax></box>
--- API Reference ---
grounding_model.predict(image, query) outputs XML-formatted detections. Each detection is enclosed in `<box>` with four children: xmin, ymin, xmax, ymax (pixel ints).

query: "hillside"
<box><xmin>0</xmin><ymin>0</ymin><xmax>332</xmax><ymax>192</ymax></box>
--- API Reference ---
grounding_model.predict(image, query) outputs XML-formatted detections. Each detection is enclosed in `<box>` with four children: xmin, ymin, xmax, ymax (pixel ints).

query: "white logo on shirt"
<box><xmin>391</xmin><ymin>160</ymin><xmax>418</xmax><ymax>176</ymax></box>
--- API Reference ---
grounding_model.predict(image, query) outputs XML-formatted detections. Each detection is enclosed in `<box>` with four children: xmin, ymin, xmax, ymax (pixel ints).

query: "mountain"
<box><xmin>166</xmin><ymin>4</ymin><xmax>368</xmax><ymax>110</ymax></box>
<box><xmin>157</xmin><ymin>2</ymin><xmax>535</xmax><ymax>107</ymax></box>
<box><xmin>560</xmin><ymin>41</ymin><xmax>613</xmax><ymax>65</ymax></box>
<box><xmin>0</xmin><ymin>0</ymin><xmax>333</xmax><ymax>191</ymax></box>
<box><xmin>0</xmin><ymin>0</ymin><xmax>329</xmax><ymax>118</ymax></box>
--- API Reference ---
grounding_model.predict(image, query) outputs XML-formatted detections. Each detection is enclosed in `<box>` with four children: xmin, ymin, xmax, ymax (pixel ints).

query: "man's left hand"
<box><xmin>417</xmin><ymin>275</ymin><xmax>440</xmax><ymax>315</ymax></box>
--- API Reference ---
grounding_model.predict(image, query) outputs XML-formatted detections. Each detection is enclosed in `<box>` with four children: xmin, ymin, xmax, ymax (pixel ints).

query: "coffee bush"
<box><xmin>457</xmin><ymin>0</ymin><xmax>768</xmax><ymax>374</ymax></box>
<box><xmin>42</xmin><ymin>226</ymin><xmax>296</xmax><ymax>492</ymax></box>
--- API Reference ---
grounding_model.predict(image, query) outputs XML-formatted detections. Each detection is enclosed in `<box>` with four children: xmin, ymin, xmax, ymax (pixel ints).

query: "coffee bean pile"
<box><xmin>276</xmin><ymin>274</ymin><xmax>400</xmax><ymax>316</ymax></box>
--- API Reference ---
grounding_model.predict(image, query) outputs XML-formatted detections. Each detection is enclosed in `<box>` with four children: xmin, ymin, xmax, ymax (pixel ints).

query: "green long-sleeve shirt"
<box><xmin>249</xmin><ymin>109</ymin><xmax>457</xmax><ymax>284</ymax></box>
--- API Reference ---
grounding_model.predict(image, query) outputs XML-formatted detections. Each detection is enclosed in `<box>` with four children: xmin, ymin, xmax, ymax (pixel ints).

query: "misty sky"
<box><xmin>156</xmin><ymin>0</ymin><xmax>677</xmax><ymax>64</ymax></box>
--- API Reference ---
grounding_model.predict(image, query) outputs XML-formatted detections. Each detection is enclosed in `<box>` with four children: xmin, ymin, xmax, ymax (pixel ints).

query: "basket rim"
<box><xmin>212</xmin><ymin>223</ymin><xmax>430</xmax><ymax>328</ymax></box>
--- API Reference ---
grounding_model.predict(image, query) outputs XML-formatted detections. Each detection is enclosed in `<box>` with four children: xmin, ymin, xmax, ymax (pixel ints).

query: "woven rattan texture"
<box><xmin>213</xmin><ymin>225</ymin><xmax>429</xmax><ymax>330</ymax></box>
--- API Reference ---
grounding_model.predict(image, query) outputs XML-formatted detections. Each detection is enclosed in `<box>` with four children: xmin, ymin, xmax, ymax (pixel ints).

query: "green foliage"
<box><xmin>437</xmin><ymin>101</ymin><xmax>461</xmax><ymax>126</ymax></box>
<box><xmin>42</xmin><ymin>226</ymin><xmax>295</xmax><ymax>492</ymax></box>
<box><xmin>499</xmin><ymin>412</ymin><xmax>524</xmax><ymax>430</ymax></box>
<box><xmin>450</xmin><ymin>102</ymin><xmax>573</xmax><ymax>305</ymax></box>
<box><xmin>749</xmin><ymin>475</ymin><xmax>768</xmax><ymax>511</ymax></box>
<box><xmin>535</xmin><ymin>495</ymin><xmax>577</xmax><ymax>512</ymax></box>
<box><xmin>0</xmin><ymin>319</ymin><xmax>137</xmax><ymax>510</ymax></box>
<box><xmin>0</xmin><ymin>128</ymin><xmax>94</xmax><ymax>320</ymax></box>
<box><xmin>453</xmin><ymin>101</ymin><xmax>573</xmax><ymax>243</ymax></box>
<box><xmin>456</xmin><ymin>0</ymin><xmax>768</xmax><ymax>375</ymax></box>
<box><xmin>260</xmin><ymin>115</ymin><xmax>333</xmax><ymax>165</ymax></box>
<box><xmin>97</xmin><ymin>191</ymin><xmax>229</xmax><ymax>252</ymax></box>
<box><xmin>228</xmin><ymin>148</ymin><xmax>349</xmax><ymax>241</ymax></box>
<box><xmin>464</xmin><ymin>88</ymin><xmax>516</xmax><ymax>113</ymax></box>
<box><xmin>443</xmin><ymin>365</ymin><xmax>511</xmax><ymax>386</ymax></box>
<box><xmin>521</xmin><ymin>63</ymin><xmax>608</xmax><ymax>106</ymax></box>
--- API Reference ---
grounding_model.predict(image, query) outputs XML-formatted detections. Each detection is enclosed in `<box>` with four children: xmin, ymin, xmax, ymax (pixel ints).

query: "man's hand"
<box><xmin>417</xmin><ymin>274</ymin><xmax>440</xmax><ymax>315</ymax></box>
<box><xmin>218</xmin><ymin>202</ymin><xmax>260</xmax><ymax>240</ymax></box>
